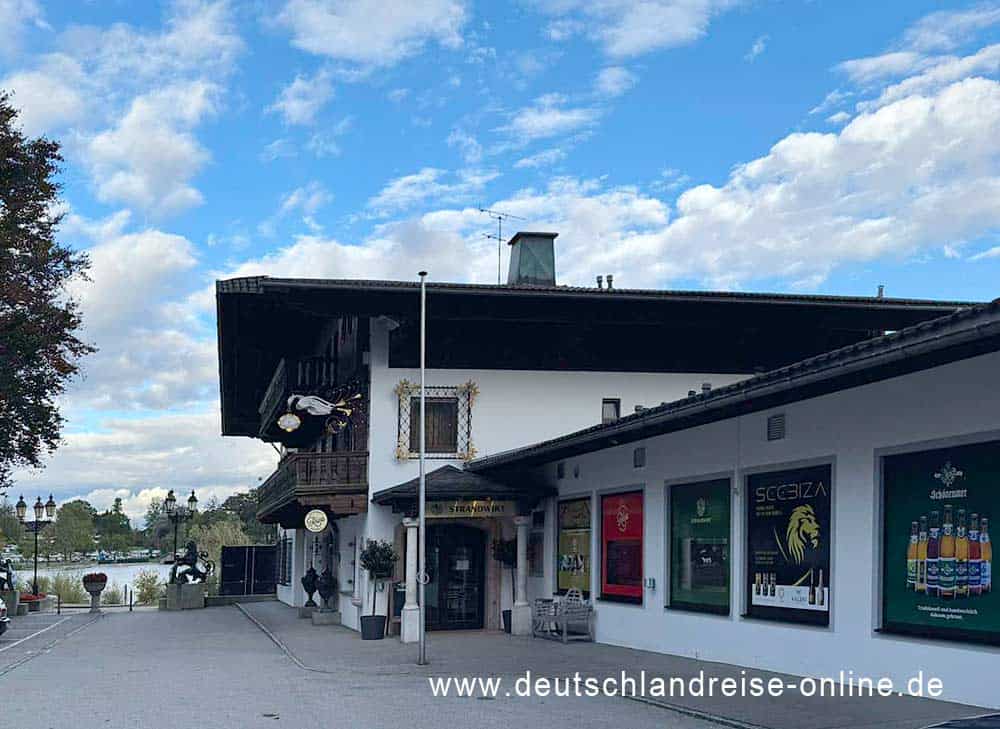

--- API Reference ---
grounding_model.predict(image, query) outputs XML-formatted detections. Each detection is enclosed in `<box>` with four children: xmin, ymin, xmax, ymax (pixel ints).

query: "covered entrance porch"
<box><xmin>373</xmin><ymin>465</ymin><xmax>554</xmax><ymax>639</ymax></box>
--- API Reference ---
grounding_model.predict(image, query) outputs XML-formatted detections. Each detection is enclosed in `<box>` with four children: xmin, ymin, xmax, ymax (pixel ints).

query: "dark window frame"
<box><xmin>602</xmin><ymin>398</ymin><xmax>621</xmax><ymax>425</ymax></box>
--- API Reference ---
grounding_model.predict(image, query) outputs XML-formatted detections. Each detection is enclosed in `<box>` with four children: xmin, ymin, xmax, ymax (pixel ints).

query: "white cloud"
<box><xmin>826</xmin><ymin>111</ymin><xmax>851</xmax><ymax>125</ymax></box>
<box><xmin>387</xmin><ymin>88</ymin><xmax>410</xmax><ymax>103</ymax></box>
<box><xmin>860</xmin><ymin>44</ymin><xmax>1000</xmax><ymax>111</ymax></box>
<box><xmin>1</xmin><ymin>57</ymin><xmax>86</xmax><ymax>136</ymax></box>
<box><xmin>0</xmin><ymin>0</ymin><xmax>46</xmax><ymax>58</ymax></box>
<box><xmin>514</xmin><ymin>148</ymin><xmax>567</xmax><ymax>168</ymax></box>
<box><xmin>499</xmin><ymin>93</ymin><xmax>600</xmax><ymax>142</ymax></box>
<box><xmin>14</xmin><ymin>411</ymin><xmax>275</xmax><ymax>522</ymax></box>
<box><xmin>268</xmin><ymin>68</ymin><xmax>335</xmax><ymax>125</ymax></box>
<box><xmin>366</xmin><ymin>167</ymin><xmax>498</xmax><ymax>216</ymax></box>
<box><xmin>85</xmin><ymin>82</ymin><xmax>220</xmax><ymax>217</ymax></box>
<box><xmin>536</xmin><ymin>0</ymin><xmax>739</xmax><ymax>58</ymax></box>
<box><xmin>744</xmin><ymin>34</ymin><xmax>768</xmax><ymax>62</ymax></box>
<box><xmin>836</xmin><ymin>51</ymin><xmax>930</xmax><ymax>84</ymax></box>
<box><xmin>594</xmin><ymin>66</ymin><xmax>637</xmax><ymax>97</ymax></box>
<box><xmin>274</xmin><ymin>0</ymin><xmax>467</xmax><ymax>67</ymax></box>
<box><xmin>259</xmin><ymin>181</ymin><xmax>333</xmax><ymax>235</ymax></box>
<box><xmin>59</xmin><ymin>210</ymin><xmax>219</xmax><ymax>412</ymax></box>
<box><xmin>446</xmin><ymin>127</ymin><xmax>483</xmax><ymax>164</ymax></box>
<box><xmin>970</xmin><ymin>245</ymin><xmax>1000</xmax><ymax>261</ymax></box>
<box><xmin>902</xmin><ymin>4</ymin><xmax>1000</xmax><ymax>53</ymax></box>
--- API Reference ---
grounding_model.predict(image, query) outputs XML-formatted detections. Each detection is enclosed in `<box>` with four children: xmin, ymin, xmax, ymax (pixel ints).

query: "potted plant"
<box><xmin>358</xmin><ymin>539</ymin><xmax>397</xmax><ymax>640</ymax></box>
<box><xmin>491</xmin><ymin>538</ymin><xmax>516</xmax><ymax>633</ymax></box>
<box><xmin>82</xmin><ymin>572</ymin><xmax>108</xmax><ymax>614</ymax></box>
<box><xmin>301</xmin><ymin>566</ymin><xmax>319</xmax><ymax>608</ymax></box>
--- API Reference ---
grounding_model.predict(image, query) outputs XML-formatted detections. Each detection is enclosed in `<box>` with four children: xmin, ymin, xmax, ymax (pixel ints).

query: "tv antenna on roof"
<box><xmin>479</xmin><ymin>207</ymin><xmax>524</xmax><ymax>284</ymax></box>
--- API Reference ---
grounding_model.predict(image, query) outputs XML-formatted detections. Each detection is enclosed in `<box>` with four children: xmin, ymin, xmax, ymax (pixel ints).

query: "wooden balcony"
<box><xmin>257</xmin><ymin>451</ymin><xmax>369</xmax><ymax>527</ymax></box>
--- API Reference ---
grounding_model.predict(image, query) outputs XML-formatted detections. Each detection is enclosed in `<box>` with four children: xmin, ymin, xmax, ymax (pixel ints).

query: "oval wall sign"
<box><xmin>304</xmin><ymin>509</ymin><xmax>329</xmax><ymax>533</ymax></box>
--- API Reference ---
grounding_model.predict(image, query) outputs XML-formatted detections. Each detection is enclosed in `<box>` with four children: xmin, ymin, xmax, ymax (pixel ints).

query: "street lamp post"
<box><xmin>164</xmin><ymin>490</ymin><xmax>198</xmax><ymax>580</ymax></box>
<box><xmin>16</xmin><ymin>494</ymin><xmax>56</xmax><ymax>596</ymax></box>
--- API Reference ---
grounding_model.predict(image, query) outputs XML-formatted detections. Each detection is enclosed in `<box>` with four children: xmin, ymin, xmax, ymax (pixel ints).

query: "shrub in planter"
<box><xmin>492</xmin><ymin>538</ymin><xmax>516</xmax><ymax>633</ymax></box>
<box><xmin>358</xmin><ymin>539</ymin><xmax>398</xmax><ymax>640</ymax></box>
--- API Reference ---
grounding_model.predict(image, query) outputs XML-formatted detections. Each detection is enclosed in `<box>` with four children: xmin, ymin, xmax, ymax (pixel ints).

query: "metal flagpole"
<box><xmin>418</xmin><ymin>271</ymin><xmax>428</xmax><ymax>665</ymax></box>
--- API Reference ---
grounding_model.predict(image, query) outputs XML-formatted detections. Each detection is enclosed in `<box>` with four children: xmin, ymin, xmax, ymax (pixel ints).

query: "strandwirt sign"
<box><xmin>427</xmin><ymin>499</ymin><xmax>516</xmax><ymax>518</ymax></box>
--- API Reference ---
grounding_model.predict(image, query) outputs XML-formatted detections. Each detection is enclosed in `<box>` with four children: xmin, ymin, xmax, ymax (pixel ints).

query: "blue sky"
<box><xmin>3</xmin><ymin>0</ymin><xmax>1000</xmax><ymax>520</ymax></box>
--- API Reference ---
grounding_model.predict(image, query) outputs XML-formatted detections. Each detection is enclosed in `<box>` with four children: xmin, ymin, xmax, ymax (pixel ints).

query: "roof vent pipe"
<box><xmin>596</xmin><ymin>275</ymin><xmax>603</xmax><ymax>289</ymax></box>
<box><xmin>701</xmin><ymin>382</ymin><xmax>712</xmax><ymax>394</ymax></box>
<box><xmin>606</xmin><ymin>274</ymin><xmax>614</xmax><ymax>289</ymax></box>
<box><xmin>877</xmin><ymin>284</ymin><xmax>885</xmax><ymax>299</ymax></box>
<box><xmin>687</xmin><ymin>390</ymin><xmax>697</xmax><ymax>397</ymax></box>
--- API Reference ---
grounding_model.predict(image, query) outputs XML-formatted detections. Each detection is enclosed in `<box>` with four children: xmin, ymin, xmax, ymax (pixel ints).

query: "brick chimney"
<box><xmin>507</xmin><ymin>231</ymin><xmax>557</xmax><ymax>286</ymax></box>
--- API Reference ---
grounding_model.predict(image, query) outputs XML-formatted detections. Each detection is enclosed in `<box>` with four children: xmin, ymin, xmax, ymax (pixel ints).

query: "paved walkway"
<box><xmin>1</xmin><ymin>605</ymin><xmax>715</xmax><ymax>729</ymax></box>
<box><xmin>239</xmin><ymin>601</ymin><xmax>990</xmax><ymax>729</ymax></box>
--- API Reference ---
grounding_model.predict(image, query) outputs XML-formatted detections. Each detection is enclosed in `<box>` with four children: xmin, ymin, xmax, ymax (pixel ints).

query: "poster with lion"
<box><xmin>747</xmin><ymin>464</ymin><xmax>831</xmax><ymax>626</ymax></box>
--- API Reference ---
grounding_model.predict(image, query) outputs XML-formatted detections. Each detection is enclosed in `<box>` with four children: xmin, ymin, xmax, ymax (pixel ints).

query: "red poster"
<box><xmin>601</xmin><ymin>491</ymin><xmax>643</xmax><ymax>603</ymax></box>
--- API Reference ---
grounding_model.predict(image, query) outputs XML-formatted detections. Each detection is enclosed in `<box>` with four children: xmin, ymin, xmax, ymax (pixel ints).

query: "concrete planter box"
<box><xmin>162</xmin><ymin>583</ymin><xmax>206</xmax><ymax>611</ymax></box>
<box><xmin>311</xmin><ymin>610</ymin><xmax>340</xmax><ymax>626</ymax></box>
<box><xmin>0</xmin><ymin>590</ymin><xmax>18</xmax><ymax>614</ymax></box>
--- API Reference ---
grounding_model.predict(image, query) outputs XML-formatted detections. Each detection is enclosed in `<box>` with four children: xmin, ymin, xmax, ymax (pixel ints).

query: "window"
<box><xmin>409</xmin><ymin>397</ymin><xmax>458</xmax><ymax>453</ymax></box>
<box><xmin>767</xmin><ymin>413</ymin><xmax>787</xmax><ymax>441</ymax></box>
<box><xmin>277</xmin><ymin>535</ymin><xmax>292</xmax><ymax>586</ymax></box>
<box><xmin>633</xmin><ymin>447</ymin><xmax>646</xmax><ymax>469</ymax></box>
<box><xmin>602</xmin><ymin>398</ymin><xmax>621</xmax><ymax>424</ymax></box>
<box><xmin>394</xmin><ymin>380</ymin><xmax>478</xmax><ymax>460</ymax></box>
<box><xmin>601</xmin><ymin>491</ymin><xmax>643</xmax><ymax>603</ymax></box>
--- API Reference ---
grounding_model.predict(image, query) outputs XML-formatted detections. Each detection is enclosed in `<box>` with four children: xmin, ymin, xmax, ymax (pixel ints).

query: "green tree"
<box><xmin>52</xmin><ymin>499</ymin><xmax>95</xmax><ymax>560</ymax></box>
<box><xmin>0</xmin><ymin>499</ymin><xmax>24</xmax><ymax>549</ymax></box>
<box><xmin>142</xmin><ymin>497</ymin><xmax>171</xmax><ymax>551</ymax></box>
<box><xmin>221</xmin><ymin>488</ymin><xmax>275</xmax><ymax>544</ymax></box>
<box><xmin>94</xmin><ymin>497</ymin><xmax>133</xmax><ymax>553</ymax></box>
<box><xmin>0</xmin><ymin>92</ymin><xmax>95</xmax><ymax>495</ymax></box>
<box><xmin>187</xmin><ymin>516</ymin><xmax>252</xmax><ymax>595</ymax></box>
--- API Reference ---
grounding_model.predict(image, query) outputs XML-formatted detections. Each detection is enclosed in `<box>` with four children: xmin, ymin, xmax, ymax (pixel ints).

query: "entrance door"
<box><xmin>426</xmin><ymin>524</ymin><xmax>485</xmax><ymax>630</ymax></box>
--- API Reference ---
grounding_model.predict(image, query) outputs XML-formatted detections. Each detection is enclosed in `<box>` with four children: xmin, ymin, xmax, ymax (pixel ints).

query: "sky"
<box><xmin>3</xmin><ymin>0</ymin><xmax>1000</xmax><ymax>524</ymax></box>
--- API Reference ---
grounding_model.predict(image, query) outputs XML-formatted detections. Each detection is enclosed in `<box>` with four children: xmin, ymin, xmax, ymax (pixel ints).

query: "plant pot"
<box><xmin>83</xmin><ymin>582</ymin><xmax>106</xmax><ymax>596</ymax></box>
<box><xmin>501</xmin><ymin>609</ymin><xmax>512</xmax><ymax>634</ymax></box>
<box><xmin>360</xmin><ymin>615</ymin><xmax>387</xmax><ymax>640</ymax></box>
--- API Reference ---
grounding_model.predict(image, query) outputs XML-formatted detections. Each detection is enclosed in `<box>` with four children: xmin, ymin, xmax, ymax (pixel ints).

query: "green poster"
<box><xmin>669</xmin><ymin>478</ymin><xmax>730</xmax><ymax>613</ymax></box>
<box><xmin>882</xmin><ymin>439</ymin><xmax>998</xmax><ymax>645</ymax></box>
<box><xmin>558</xmin><ymin>498</ymin><xmax>591</xmax><ymax>596</ymax></box>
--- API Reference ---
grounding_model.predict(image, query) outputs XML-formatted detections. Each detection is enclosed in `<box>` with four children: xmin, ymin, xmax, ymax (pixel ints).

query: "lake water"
<box><xmin>29</xmin><ymin>562</ymin><xmax>173</xmax><ymax>590</ymax></box>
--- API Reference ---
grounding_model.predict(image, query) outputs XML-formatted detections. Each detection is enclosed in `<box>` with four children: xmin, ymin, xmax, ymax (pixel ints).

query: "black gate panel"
<box><xmin>220</xmin><ymin>545</ymin><xmax>277</xmax><ymax>596</ymax></box>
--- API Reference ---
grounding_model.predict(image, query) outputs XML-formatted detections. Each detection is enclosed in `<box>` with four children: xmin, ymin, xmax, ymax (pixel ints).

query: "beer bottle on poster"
<box><xmin>916</xmin><ymin>515</ymin><xmax>928</xmax><ymax>593</ymax></box>
<box><xmin>939</xmin><ymin>505</ymin><xmax>956</xmax><ymax>599</ymax></box>
<box><xmin>818</xmin><ymin>568</ymin><xmax>825</xmax><ymax>607</ymax></box>
<box><xmin>982</xmin><ymin>517</ymin><xmax>993</xmax><ymax>594</ymax></box>
<box><xmin>968</xmin><ymin>514</ymin><xmax>981</xmax><ymax>596</ymax></box>
<box><xmin>955</xmin><ymin>509</ymin><xmax>969</xmax><ymax>598</ymax></box>
<box><xmin>927</xmin><ymin>510</ymin><xmax>940</xmax><ymax>597</ymax></box>
<box><xmin>906</xmin><ymin>520</ymin><xmax>919</xmax><ymax>590</ymax></box>
<box><xmin>770</xmin><ymin>572</ymin><xmax>776</xmax><ymax>597</ymax></box>
<box><xmin>808</xmin><ymin>570</ymin><xmax>816</xmax><ymax>605</ymax></box>
<box><xmin>754</xmin><ymin>572</ymin><xmax>761</xmax><ymax>595</ymax></box>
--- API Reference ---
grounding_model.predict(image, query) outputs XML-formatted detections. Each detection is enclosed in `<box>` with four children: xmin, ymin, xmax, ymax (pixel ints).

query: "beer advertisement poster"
<box><xmin>601</xmin><ymin>491</ymin><xmax>644</xmax><ymax>604</ymax></box>
<box><xmin>557</xmin><ymin>498</ymin><xmax>591</xmax><ymax>596</ymax></box>
<box><xmin>746</xmin><ymin>465</ymin><xmax>832</xmax><ymax>626</ymax></box>
<box><xmin>882</xmin><ymin>439</ymin><xmax>997</xmax><ymax>644</ymax></box>
<box><xmin>669</xmin><ymin>478</ymin><xmax>731</xmax><ymax>614</ymax></box>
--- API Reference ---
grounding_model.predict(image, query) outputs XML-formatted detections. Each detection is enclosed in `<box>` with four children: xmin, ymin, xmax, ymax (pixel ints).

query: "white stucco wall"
<box><xmin>530</xmin><ymin>350</ymin><xmax>1000</xmax><ymax>708</ymax></box>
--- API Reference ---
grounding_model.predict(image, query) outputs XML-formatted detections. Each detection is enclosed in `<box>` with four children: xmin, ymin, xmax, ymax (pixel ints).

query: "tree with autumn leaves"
<box><xmin>0</xmin><ymin>92</ymin><xmax>94</xmax><ymax>495</ymax></box>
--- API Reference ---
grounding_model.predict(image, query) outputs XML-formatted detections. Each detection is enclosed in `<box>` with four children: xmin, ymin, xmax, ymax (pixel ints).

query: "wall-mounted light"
<box><xmin>277</xmin><ymin>412</ymin><xmax>302</xmax><ymax>432</ymax></box>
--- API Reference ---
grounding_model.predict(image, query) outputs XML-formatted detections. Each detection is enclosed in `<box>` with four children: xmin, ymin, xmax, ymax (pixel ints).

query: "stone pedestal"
<box><xmin>400</xmin><ymin>604</ymin><xmax>420</xmax><ymax>643</ymax></box>
<box><xmin>311</xmin><ymin>610</ymin><xmax>340</xmax><ymax>626</ymax></box>
<box><xmin>162</xmin><ymin>583</ymin><xmax>206</xmax><ymax>610</ymax></box>
<box><xmin>298</xmin><ymin>605</ymin><xmax>316</xmax><ymax>619</ymax></box>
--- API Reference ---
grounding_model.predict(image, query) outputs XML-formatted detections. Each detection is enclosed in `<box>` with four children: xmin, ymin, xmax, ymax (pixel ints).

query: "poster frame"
<box><xmin>556</xmin><ymin>495</ymin><xmax>593</xmax><ymax>598</ymax></box>
<box><xmin>598</xmin><ymin>485</ymin><xmax>645</xmax><ymax>606</ymax></box>
<box><xmin>877</xmin><ymin>435</ymin><xmax>1000</xmax><ymax>647</ymax></box>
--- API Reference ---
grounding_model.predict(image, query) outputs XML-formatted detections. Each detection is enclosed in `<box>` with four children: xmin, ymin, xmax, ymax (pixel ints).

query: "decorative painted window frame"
<box><xmin>394</xmin><ymin>379</ymin><xmax>478</xmax><ymax>461</ymax></box>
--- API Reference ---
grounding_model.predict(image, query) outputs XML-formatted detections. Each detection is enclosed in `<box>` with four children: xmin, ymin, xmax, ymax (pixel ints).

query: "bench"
<box><xmin>531</xmin><ymin>588</ymin><xmax>593</xmax><ymax>643</ymax></box>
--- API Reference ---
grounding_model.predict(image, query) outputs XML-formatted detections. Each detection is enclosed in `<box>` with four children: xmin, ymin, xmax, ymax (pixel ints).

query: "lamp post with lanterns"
<box><xmin>15</xmin><ymin>494</ymin><xmax>57</xmax><ymax>596</ymax></box>
<box><xmin>164</xmin><ymin>489</ymin><xmax>198</xmax><ymax>578</ymax></box>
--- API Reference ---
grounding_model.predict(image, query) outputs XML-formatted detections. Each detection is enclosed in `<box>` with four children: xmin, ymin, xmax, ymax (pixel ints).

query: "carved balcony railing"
<box><xmin>257</xmin><ymin>451</ymin><xmax>369</xmax><ymax>523</ymax></box>
<box><xmin>258</xmin><ymin>356</ymin><xmax>339</xmax><ymax>439</ymax></box>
